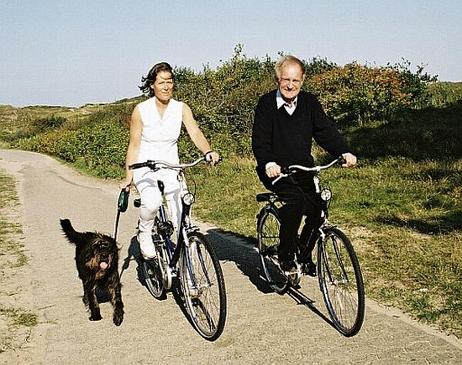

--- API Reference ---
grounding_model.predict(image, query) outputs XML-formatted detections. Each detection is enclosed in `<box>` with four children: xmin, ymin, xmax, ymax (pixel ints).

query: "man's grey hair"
<box><xmin>274</xmin><ymin>55</ymin><xmax>306</xmax><ymax>80</ymax></box>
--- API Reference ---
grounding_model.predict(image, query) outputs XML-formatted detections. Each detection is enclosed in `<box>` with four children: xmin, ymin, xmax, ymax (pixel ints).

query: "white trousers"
<box><xmin>133</xmin><ymin>168</ymin><xmax>183</xmax><ymax>238</ymax></box>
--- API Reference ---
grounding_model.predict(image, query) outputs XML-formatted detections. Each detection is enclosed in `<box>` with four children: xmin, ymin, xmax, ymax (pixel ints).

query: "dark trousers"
<box><xmin>261</xmin><ymin>170</ymin><xmax>322</xmax><ymax>263</ymax></box>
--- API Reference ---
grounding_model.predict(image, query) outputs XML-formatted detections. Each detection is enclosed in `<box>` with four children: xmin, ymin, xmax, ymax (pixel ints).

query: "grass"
<box><xmin>0</xmin><ymin>170</ymin><xmax>37</xmax><ymax>353</ymax></box>
<box><xmin>0</xmin><ymin>306</ymin><xmax>38</xmax><ymax>353</ymax></box>
<box><xmin>0</xmin><ymin>171</ymin><xmax>27</xmax><ymax>267</ymax></box>
<box><xmin>0</xmin><ymin>307</ymin><xmax>38</xmax><ymax>327</ymax></box>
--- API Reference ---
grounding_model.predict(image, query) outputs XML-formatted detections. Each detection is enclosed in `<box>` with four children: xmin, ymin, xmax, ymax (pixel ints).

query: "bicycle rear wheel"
<box><xmin>318</xmin><ymin>227</ymin><xmax>365</xmax><ymax>336</ymax></box>
<box><xmin>257</xmin><ymin>208</ymin><xmax>289</xmax><ymax>294</ymax></box>
<box><xmin>180</xmin><ymin>232</ymin><xmax>227</xmax><ymax>341</ymax></box>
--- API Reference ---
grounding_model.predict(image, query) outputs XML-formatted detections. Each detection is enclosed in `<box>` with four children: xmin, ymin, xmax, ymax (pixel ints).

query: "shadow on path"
<box><xmin>117</xmin><ymin>227</ymin><xmax>340</xmax><ymax>335</ymax></box>
<box><xmin>204</xmin><ymin>228</ymin><xmax>338</xmax><ymax>332</ymax></box>
<box><xmin>119</xmin><ymin>235</ymin><xmax>196</xmax><ymax>330</ymax></box>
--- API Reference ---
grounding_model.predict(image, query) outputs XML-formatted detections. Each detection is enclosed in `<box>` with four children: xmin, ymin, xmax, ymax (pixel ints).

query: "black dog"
<box><xmin>60</xmin><ymin>219</ymin><xmax>124</xmax><ymax>326</ymax></box>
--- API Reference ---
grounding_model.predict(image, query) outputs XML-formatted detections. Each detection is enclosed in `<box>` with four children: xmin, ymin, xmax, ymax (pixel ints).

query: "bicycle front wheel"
<box><xmin>142</xmin><ymin>256</ymin><xmax>166</xmax><ymax>300</ymax></box>
<box><xmin>257</xmin><ymin>207</ymin><xmax>289</xmax><ymax>294</ymax></box>
<box><xmin>318</xmin><ymin>227</ymin><xmax>365</xmax><ymax>336</ymax></box>
<box><xmin>180</xmin><ymin>232</ymin><xmax>227</xmax><ymax>341</ymax></box>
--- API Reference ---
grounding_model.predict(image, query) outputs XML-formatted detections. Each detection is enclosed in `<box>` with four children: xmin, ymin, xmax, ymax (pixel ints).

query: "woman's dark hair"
<box><xmin>139</xmin><ymin>62</ymin><xmax>174</xmax><ymax>97</ymax></box>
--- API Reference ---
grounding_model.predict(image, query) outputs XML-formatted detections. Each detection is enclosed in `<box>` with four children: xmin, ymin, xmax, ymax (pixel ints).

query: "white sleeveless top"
<box><xmin>137</xmin><ymin>97</ymin><xmax>183</xmax><ymax>164</ymax></box>
<box><xmin>133</xmin><ymin>97</ymin><xmax>184</xmax><ymax>191</ymax></box>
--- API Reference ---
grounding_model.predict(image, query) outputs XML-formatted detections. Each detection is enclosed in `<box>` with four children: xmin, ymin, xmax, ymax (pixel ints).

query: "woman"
<box><xmin>120</xmin><ymin>62</ymin><xmax>219</xmax><ymax>259</ymax></box>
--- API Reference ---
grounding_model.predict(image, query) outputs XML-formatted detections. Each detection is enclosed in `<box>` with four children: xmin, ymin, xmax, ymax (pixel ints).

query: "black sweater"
<box><xmin>252</xmin><ymin>90</ymin><xmax>350</xmax><ymax>170</ymax></box>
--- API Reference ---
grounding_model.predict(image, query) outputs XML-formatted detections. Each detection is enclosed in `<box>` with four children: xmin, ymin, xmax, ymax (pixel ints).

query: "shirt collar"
<box><xmin>276</xmin><ymin>89</ymin><xmax>297</xmax><ymax>109</ymax></box>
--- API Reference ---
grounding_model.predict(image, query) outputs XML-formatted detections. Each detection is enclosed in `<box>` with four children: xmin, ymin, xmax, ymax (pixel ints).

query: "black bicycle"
<box><xmin>130</xmin><ymin>157</ymin><xmax>227</xmax><ymax>341</ymax></box>
<box><xmin>256</xmin><ymin>157</ymin><xmax>365</xmax><ymax>336</ymax></box>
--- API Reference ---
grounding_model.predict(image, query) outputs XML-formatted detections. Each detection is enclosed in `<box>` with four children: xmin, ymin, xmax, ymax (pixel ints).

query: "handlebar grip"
<box><xmin>204</xmin><ymin>152</ymin><xmax>213</xmax><ymax>163</ymax></box>
<box><xmin>338</xmin><ymin>155</ymin><xmax>346</xmax><ymax>165</ymax></box>
<box><xmin>280</xmin><ymin>166</ymin><xmax>290</xmax><ymax>174</ymax></box>
<box><xmin>129</xmin><ymin>160</ymin><xmax>157</xmax><ymax>170</ymax></box>
<box><xmin>205</xmin><ymin>151</ymin><xmax>222</xmax><ymax>165</ymax></box>
<box><xmin>129</xmin><ymin>162</ymin><xmax>145</xmax><ymax>170</ymax></box>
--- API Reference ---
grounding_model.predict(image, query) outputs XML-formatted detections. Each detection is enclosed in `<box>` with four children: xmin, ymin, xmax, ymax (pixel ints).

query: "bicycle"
<box><xmin>129</xmin><ymin>157</ymin><xmax>227</xmax><ymax>341</ymax></box>
<box><xmin>256</xmin><ymin>156</ymin><xmax>365</xmax><ymax>336</ymax></box>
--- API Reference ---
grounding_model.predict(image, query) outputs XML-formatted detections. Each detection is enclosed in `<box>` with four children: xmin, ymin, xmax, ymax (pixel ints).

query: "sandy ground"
<box><xmin>0</xmin><ymin>149</ymin><xmax>461</xmax><ymax>364</ymax></box>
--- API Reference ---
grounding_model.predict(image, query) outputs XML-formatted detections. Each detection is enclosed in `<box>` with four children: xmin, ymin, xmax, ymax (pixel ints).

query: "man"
<box><xmin>252</xmin><ymin>55</ymin><xmax>357</xmax><ymax>274</ymax></box>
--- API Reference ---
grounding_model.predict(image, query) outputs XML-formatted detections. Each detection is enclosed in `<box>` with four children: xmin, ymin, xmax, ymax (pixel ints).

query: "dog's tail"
<box><xmin>60</xmin><ymin>219</ymin><xmax>82</xmax><ymax>245</ymax></box>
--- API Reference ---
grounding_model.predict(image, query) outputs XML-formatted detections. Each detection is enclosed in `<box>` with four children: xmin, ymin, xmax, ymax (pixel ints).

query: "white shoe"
<box><xmin>138</xmin><ymin>232</ymin><xmax>157</xmax><ymax>260</ymax></box>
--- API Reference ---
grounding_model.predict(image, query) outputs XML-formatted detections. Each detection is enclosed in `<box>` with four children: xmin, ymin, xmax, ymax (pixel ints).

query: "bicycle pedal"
<box><xmin>288</xmin><ymin>272</ymin><xmax>301</xmax><ymax>286</ymax></box>
<box><xmin>286</xmin><ymin>270</ymin><xmax>300</xmax><ymax>278</ymax></box>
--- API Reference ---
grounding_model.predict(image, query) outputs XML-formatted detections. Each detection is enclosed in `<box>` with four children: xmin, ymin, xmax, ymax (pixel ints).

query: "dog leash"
<box><xmin>114</xmin><ymin>189</ymin><xmax>129</xmax><ymax>241</ymax></box>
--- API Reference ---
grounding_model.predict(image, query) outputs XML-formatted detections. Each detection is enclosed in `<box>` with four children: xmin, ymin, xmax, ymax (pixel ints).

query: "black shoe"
<box><xmin>280</xmin><ymin>260</ymin><xmax>297</xmax><ymax>273</ymax></box>
<box><xmin>301</xmin><ymin>261</ymin><xmax>316</xmax><ymax>277</ymax></box>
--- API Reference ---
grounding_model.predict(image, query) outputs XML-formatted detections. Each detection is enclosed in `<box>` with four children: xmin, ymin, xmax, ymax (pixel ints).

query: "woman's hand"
<box><xmin>119</xmin><ymin>177</ymin><xmax>132</xmax><ymax>191</ymax></box>
<box><xmin>205</xmin><ymin>151</ymin><xmax>220</xmax><ymax>166</ymax></box>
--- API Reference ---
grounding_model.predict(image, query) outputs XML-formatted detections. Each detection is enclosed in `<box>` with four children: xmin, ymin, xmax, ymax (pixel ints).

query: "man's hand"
<box><xmin>266</xmin><ymin>164</ymin><xmax>281</xmax><ymax>178</ymax></box>
<box><xmin>342</xmin><ymin>153</ymin><xmax>357</xmax><ymax>167</ymax></box>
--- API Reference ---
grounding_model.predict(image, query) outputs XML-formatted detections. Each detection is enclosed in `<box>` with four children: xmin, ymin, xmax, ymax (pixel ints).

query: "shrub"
<box><xmin>388</xmin><ymin>59</ymin><xmax>437</xmax><ymax>108</ymax></box>
<box><xmin>427</xmin><ymin>82</ymin><xmax>462</xmax><ymax>107</ymax></box>
<box><xmin>308</xmin><ymin>62</ymin><xmax>437</xmax><ymax>127</ymax></box>
<box><xmin>32</xmin><ymin>116</ymin><xmax>66</xmax><ymax>132</ymax></box>
<box><xmin>16</xmin><ymin>118</ymin><xmax>129</xmax><ymax>178</ymax></box>
<box><xmin>174</xmin><ymin>45</ymin><xmax>275</xmax><ymax>155</ymax></box>
<box><xmin>303</xmin><ymin>56</ymin><xmax>338</xmax><ymax>78</ymax></box>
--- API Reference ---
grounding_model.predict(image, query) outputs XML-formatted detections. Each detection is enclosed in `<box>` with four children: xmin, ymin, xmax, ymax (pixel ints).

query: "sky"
<box><xmin>1</xmin><ymin>0</ymin><xmax>461</xmax><ymax>107</ymax></box>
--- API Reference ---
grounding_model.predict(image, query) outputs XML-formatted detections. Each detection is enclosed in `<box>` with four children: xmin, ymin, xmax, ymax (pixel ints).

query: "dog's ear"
<box><xmin>91</xmin><ymin>235</ymin><xmax>107</xmax><ymax>248</ymax></box>
<box><xmin>101</xmin><ymin>234</ymin><xmax>119</xmax><ymax>250</ymax></box>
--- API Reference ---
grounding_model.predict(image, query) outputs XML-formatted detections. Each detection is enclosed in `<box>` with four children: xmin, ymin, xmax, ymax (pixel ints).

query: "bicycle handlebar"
<box><xmin>129</xmin><ymin>157</ymin><xmax>207</xmax><ymax>171</ymax></box>
<box><xmin>272</xmin><ymin>156</ymin><xmax>345</xmax><ymax>185</ymax></box>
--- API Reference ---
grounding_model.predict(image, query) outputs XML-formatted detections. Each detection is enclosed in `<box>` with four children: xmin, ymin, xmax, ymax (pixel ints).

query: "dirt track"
<box><xmin>0</xmin><ymin>149</ymin><xmax>461</xmax><ymax>364</ymax></box>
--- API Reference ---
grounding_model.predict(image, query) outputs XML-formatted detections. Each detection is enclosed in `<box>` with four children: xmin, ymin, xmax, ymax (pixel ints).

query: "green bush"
<box><xmin>174</xmin><ymin>45</ymin><xmax>275</xmax><ymax>155</ymax></box>
<box><xmin>32</xmin><ymin>115</ymin><xmax>66</xmax><ymax>132</ymax></box>
<box><xmin>308</xmin><ymin>62</ymin><xmax>435</xmax><ymax>126</ymax></box>
<box><xmin>427</xmin><ymin>82</ymin><xmax>462</xmax><ymax>107</ymax></box>
<box><xmin>388</xmin><ymin>60</ymin><xmax>437</xmax><ymax>108</ymax></box>
<box><xmin>16</xmin><ymin>118</ymin><xmax>129</xmax><ymax>178</ymax></box>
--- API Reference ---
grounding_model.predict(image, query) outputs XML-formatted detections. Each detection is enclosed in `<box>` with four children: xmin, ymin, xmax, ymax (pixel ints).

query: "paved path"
<box><xmin>0</xmin><ymin>149</ymin><xmax>461</xmax><ymax>364</ymax></box>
